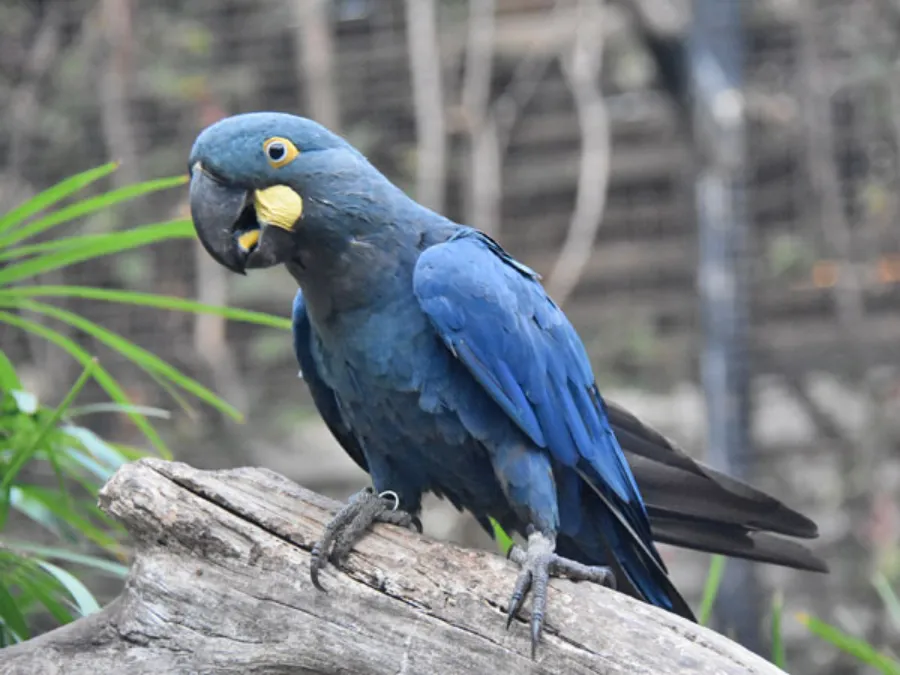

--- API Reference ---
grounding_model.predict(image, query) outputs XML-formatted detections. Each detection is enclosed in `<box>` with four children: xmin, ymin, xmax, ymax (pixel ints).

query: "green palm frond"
<box><xmin>0</xmin><ymin>163</ymin><xmax>296</xmax><ymax>643</ymax></box>
<box><xmin>0</xmin><ymin>163</ymin><xmax>290</xmax><ymax>452</ymax></box>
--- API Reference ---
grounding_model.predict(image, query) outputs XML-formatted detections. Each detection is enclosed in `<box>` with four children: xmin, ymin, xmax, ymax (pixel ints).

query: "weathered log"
<box><xmin>0</xmin><ymin>459</ymin><xmax>785</xmax><ymax>674</ymax></box>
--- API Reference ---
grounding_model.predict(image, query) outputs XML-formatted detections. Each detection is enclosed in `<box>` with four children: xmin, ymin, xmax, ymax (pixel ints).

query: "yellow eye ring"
<box><xmin>263</xmin><ymin>137</ymin><xmax>299</xmax><ymax>168</ymax></box>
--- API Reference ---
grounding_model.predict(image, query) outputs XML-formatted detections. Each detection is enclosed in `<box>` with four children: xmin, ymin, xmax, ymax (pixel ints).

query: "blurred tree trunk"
<box><xmin>458</xmin><ymin>0</ymin><xmax>567</xmax><ymax>239</ymax></box>
<box><xmin>545</xmin><ymin>0</ymin><xmax>609</xmax><ymax>308</ymax></box>
<box><xmin>405</xmin><ymin>0</ymin><xmax>446</xmax><ymax>212</ymax></box>
<box><xmin>0</xmin><ymin>5</ymin><xmax>68</xmax><ymax>399</ymax></box>
<box><xmin>292</xmin><ymin>0</ymin><xmax>341</xmax><ymax>131</ymax></box>
<box><xmin>690</xmin><ymin>0</ymin><xmax>762</xmax><ymax>653</ymax></box>
<box><xmin>461</xmin><ymin>0</ymin><xmax>498</xmax><ymax>234</ymax></box>
<box><xmin>2</xmin><ymin>6</ymin><xmax>63</xmax><ymax>207</ymax></box>
<box><xmin>99</xmin><ymin>0</ymin><xmax>139</xmax><ymax>188</ymax></box>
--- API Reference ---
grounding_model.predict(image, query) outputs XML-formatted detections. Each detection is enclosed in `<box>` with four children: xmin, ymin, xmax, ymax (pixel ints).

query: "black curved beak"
<box><xmin>189</xmin><ymin>163</ymin><xmax>253</xmax><ymax>274</ymax></box>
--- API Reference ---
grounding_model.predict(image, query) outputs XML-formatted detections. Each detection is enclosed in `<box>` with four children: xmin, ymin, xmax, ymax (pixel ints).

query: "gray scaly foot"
<box><xmin>310</xmin><ymin>487</ymin><xmax>421</xmax><ymax>590</ymax></box>
<box><xmin>506</xmin><ymin>527</ymin><xmax>616</xmax><ymax>657</ymax></box>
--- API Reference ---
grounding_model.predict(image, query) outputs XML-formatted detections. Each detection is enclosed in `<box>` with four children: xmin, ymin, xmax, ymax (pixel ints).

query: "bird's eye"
<box><xmin>267</xmin><ymin>143</ymin><xmax>285</xmax><ymax>161</ymax></box>
<box><xmin>263</xmin><ymin>137</ymin><xmax>299</xmax><ymax>168</ymax></box>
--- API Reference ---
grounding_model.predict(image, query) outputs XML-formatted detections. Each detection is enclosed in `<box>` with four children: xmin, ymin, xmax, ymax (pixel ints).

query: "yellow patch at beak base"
<box><xmin>254</xmin><ymin>185</ymin><xmax>303</xmax><ymax>231</ymax></box>
<box><xmin>237</xmin><ymin>229</ymin><xmax>260</xmax><ymax>252</ymax></box>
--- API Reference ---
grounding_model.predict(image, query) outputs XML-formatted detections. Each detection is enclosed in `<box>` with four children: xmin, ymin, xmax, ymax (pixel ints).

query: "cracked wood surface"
<box><xmin>0</xmin><ymin>459</ymin><xmax>786</xmax><ymax>674</ymax></box>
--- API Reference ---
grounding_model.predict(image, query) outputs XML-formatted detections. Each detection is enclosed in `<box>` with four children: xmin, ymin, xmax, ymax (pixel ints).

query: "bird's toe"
<box><xmin>549</xmin><ymin>555</ymin><xmax>616</xmax><ymax>589</ymax></box>
<box><xmin>309</xmin><ymin>487</ymin><xmax>416</xmax><ymax>590</ymax></box>
<box><xmin>503</xmin><ymin>529</ymin><xmax>616</xmax><ymax>658</ymax></box>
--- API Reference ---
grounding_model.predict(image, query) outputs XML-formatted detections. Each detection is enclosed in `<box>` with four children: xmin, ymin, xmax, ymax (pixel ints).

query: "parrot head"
<box><xmin>188</xmin><ymin>111</ymin><xmax>380</xmax><ymax>275</ymax></box>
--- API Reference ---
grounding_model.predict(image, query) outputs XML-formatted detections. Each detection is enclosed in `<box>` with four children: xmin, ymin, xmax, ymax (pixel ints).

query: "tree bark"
<box><xmin>0</xmin><ymin>459</ymin><xmax>785</xmax><ymax>675</ymax></box>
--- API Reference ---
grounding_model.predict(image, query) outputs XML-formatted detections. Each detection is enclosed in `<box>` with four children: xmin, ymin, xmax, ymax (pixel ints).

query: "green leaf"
<box><xmin>0</xmin><ymin>220</ymin><xmax>193</xmax><ymax>286</ymax></box>
<box><xmin>0</xmin><ymin>350</ymin><xmax>21</xmax><ymax>389</ymax></box>
<box><xmin>105</xmin><ymin>442</ymin><xmax>147</xmax><ymax>463</ymax></box>
<box><xmin>1</xmin><ymin>542</ymin><xmax>128</xmax><ymax>578</ymax></box>
<box><xmin>798</xmin><ymin>613</ymin><xmax>900</xmax><ymax>675</ymax></box>
<box><xmin>873</xmin><ymin>574</ymin><xmax>900</xmax><ymax>633</ymax></box>
<box><xmin>771</xmin><ymin>592</ymin><xmax>786</xmax><ymax>670</ymax></box>
<box><xmin>6</xmin><ymin>298</ymin><xmax>242</xmax><ymax>421</ymax></box>
<box><xmin>0</xmin><ymin>484</ymin><xmax>10</xmax><ymax>534</ymax></box>
<box><xmin>698</xmin><ymin>555</ymin><xmax>726</xmax><ymax>626</ymax></box>
<box><xmin>0</xmin><ymin>162</ymin><xmax>118</xmax><ymax>234</ymax></box>
<box><xmin>11</xmin><ymin>564</ymin><xmax>75</xmax><ymax>625</ymax></box>
<box><xmin>488</xmin><ymin>517</ymin><xmax>514</xmax><ymax>556</ymax></box>
<box><xmin>8</xmin><ymin>486</ymin><xmax>61</xmax><ymax>536</ymax></box>
<box><xmin>0</xmin><ymin>219</ymin><xmax>195</xmax><ymax>262</ymax></box>
<box><xmin>0</xmin><ymin>175</ymin><xmax>188</xmax><ymax>251</ymax></box>
<box><xmin>1</xmin><ymin>285</ymin><xmax>293</xmax><ymax>329</ymax></box>
<box><xmin>0</xmin><ymin>311</ymin><xmax>170</xmax><ymax>457</ymax></box>
<box><xmin>1</xmin><ymin>359</ymin><xmax>97</xmax><ymax>491</ymax></box>
<box><xmin>35</xmin><ymin>561</ymin><xmax>101</xmax><ymax>616</ymax></box>
<box><xmin>44</xmin><ymin>434</ymin><xmax>77</xmax><ymax>521</ymax></box>
<box><xmin>48</xmin><ymin>448</ymin><xmax>107</xmax><ymax>497</ymax></box>
<box><xmin>57</xmin><ymin>446</ymin><xmax>113</xmax><ymax>482</ymax></box>
<box><xmin>62</xmin><ymin>425</ymin><xmax>131</xmax><ymax>474</ymax></box>
<box><xmin>66</xmin><ymin>403</ymin><xmax>171</xmax><ymax>419</ymax></box>
<box><xmin>10</xmin><ymin>390</ymin><xmax>38</xmax><ymax>414</ymax></box>
<box><xmin>145</xmin><ymin>368</ymin><xmax>199</xmax><ymax>419</ymax></box>
<box><xmin>0</xmin><ymin>577</ymin><xmax>30</xmax><ymax>642</ymax></box>
<box><xmin>11</xmin><ymin>485</ymin><xmax>120</xmax><ymax>551</ymax></box>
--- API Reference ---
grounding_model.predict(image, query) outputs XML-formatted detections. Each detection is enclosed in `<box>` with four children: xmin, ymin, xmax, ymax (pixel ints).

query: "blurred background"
<box><xmin>2</xmin><ymin>0</ymin><xmax>900</xmax><ymax>672</ymax></box>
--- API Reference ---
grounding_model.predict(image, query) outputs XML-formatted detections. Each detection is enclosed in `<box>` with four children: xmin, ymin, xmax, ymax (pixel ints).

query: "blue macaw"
<box><xmin>188</xmin><ymin>112</ymin><xmax>826</xmax><ymax>653</ymax></box>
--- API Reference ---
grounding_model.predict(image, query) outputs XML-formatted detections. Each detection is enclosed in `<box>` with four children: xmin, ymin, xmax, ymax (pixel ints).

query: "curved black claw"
<box><xmin>309</xmin><ymin>487</ymin><xmax>418</xmax><ymax>591</ymax></box>
<box><xmin>506</xmin><ymin>529</ymin><xmax>616</xmax><ymax>658</ymax></box>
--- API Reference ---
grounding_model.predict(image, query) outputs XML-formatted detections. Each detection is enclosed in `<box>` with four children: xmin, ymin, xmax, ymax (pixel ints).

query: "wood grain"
<box><xmin>0</xmin><ymin>459</ymin><xmax>786</xmax><ymax>675</ymax></box>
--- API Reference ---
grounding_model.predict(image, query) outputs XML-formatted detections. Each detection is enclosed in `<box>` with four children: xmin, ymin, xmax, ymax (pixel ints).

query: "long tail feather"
<box><xmin>607</xmin><ymin>400</ymin><xmax>827</xmax><ymax>572</ymax></box>
<box><xmin>649</xmin><ymin>516</ymin><xmax>829</xmax><ymax>572</ymax></box>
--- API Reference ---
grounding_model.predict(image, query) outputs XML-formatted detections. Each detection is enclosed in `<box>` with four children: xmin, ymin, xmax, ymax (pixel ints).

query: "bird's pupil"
<box><xmin>268</xmin><ymin>143</ymin><xmax>285</xmax><ymax>161</ymax></box>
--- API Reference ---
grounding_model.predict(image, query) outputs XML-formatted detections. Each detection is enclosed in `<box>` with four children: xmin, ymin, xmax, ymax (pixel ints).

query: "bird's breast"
<box><xmin>311</xmin><ymin>300</ymin><xmax>492</xmax><ymax>450</ymax></box>
<box><xmin>307</xmin><ymin>299</ymin><xmax>526</xmax><ymax>524</ymax></box>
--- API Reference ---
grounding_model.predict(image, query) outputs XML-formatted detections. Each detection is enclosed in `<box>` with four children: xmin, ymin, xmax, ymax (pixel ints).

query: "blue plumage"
<box><xmin>293</xmin><ymin>224</ymin><xmax>691</xmax><ymax>617</ymax></box>
<box><xmin>189</xmin><ymin>112</ymin><xmax>699</xmax><ymax>635</ymax></box>
<box><xmin>413</xmin><ymin>229</ymin><xmax>681</xmax><ymax>611</ymax></box>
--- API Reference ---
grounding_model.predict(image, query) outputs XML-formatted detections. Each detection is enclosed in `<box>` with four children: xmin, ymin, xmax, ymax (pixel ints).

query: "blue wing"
<box><xmin>414</xmin><ymin>229</ymin><xmax>692</xmax><ymax>618</ymax></box>
<box><xmin>292</xmin><ymin>290</ymin><xmax>369</xmax><ymax>473</ymax></box>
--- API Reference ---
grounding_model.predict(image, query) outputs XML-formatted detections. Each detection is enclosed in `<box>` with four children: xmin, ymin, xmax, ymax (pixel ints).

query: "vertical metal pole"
<box><xmin>689</xmin><ymin>0</ymin><xmax>762</xmax><ymax>654</ymax></box>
